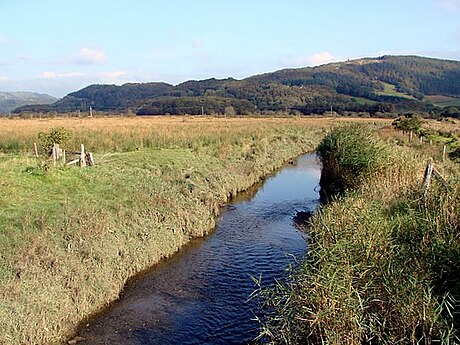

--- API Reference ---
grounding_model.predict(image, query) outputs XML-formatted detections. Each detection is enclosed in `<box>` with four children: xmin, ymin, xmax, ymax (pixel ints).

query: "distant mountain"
<box><xmin>13</xmin><ymin>56</ymin><xmax>460</xmax><ymax>116</ymax></box>
<box><xmin>0</xmin><ymin>92</ymin><xmax>57</xmax><ymax>113</ymax></box>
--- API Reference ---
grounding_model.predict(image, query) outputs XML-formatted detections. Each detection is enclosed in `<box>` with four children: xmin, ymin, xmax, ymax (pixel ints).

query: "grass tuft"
<box><xmin>317</xmin><ymin>125</ymin><xmax>390</xmax><ymax>201</ymax></box>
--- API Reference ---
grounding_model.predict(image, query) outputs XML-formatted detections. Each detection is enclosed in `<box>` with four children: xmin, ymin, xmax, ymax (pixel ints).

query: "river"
<box><xmin>76</xmin><ymin>153</ymin><xmax>321</xmax><ymax>345</ymax></box>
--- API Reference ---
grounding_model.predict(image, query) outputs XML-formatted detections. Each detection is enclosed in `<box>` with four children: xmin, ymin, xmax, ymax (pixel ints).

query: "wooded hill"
<box><xmin>0</xmin><ymin>92</ymin><xmax>56</xmax><ymax>114</ymax></box>
<box><xmin>13</xmin><ymin>55</ymin><xmax>460</xmax><ymax>117</ymax></box>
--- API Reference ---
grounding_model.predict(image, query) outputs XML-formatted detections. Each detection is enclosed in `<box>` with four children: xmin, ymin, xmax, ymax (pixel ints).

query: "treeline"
<box><xmin>13</xmin><ymin>55</ymin><xmax>460</xmax><ymax>116</ymax></box>
<box><xmin>136</xmin><ymin>96</ymin><xmax>255</xmax><ymax>115</ymax></box>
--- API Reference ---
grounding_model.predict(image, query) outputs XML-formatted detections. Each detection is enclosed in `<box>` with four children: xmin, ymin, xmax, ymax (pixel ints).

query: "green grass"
<box><xmin>0</xmin><ymin>117</ymin><xmax>334</xmax><ymax>344</ymax></box>
<box><xmin>257</xmin><ymin>126</ymin><xmax>460</xmax><ymax>344</ymax></box>
<box><xmin>350</xmin><ymin>96</ymin><xmax>378</xmax><ymax>106</ymax></box>
<box><xmin>426</xmin><ymin>95</ymin><xmax>460</xmax><ymax>108</ymax></box>
<box><xmin>317</xmin><ymin>126</ymin><xmax>390</xmax><ymax>200</ymax></box>
<box><xmin>375</xmin><ymin>82</ymin><xmax>416</xmax><ymax>100</ymax></box>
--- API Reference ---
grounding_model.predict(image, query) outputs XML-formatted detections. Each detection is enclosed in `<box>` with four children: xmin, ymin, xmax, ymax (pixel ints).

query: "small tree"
<box><xmin>38</xmin><ymin>127</ymin><xmax>71</xmax><ymax>154</ymax></box>
<box><xmin>224</xmin><ymin>106</ymin><xmax>236</xmax><ymax>116</ymax></box>
<box><xmin>392</xmin><ymin>115</ymin><xmax>422</xmax><ymax>134</ymax></box>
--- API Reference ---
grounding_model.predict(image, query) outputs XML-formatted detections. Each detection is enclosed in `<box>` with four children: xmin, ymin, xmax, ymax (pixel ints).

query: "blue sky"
<box><xmin>1</xmin><ymin>0</ymin><xmax>460</xmax><ymax>97</ymax></box>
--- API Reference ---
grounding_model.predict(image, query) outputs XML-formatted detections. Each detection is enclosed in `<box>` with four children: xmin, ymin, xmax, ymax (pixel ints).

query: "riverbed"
<box><xmin>76</xmin><ymin>153</ymin><xmax>321</xmax><ymax>345</ymax></box>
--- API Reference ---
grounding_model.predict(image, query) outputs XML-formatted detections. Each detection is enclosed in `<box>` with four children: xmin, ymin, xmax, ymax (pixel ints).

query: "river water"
<box><xmin>77</xmin><ymin>154</ymin><xmax>321</xmax><ymax>345</ymax></box>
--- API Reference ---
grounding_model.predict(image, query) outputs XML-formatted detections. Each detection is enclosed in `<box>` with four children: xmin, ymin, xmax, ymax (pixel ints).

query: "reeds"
<box><xmin>258</xmin><ymin>126</ymin><xmax>460</xmax><ymax>344</ymax></box>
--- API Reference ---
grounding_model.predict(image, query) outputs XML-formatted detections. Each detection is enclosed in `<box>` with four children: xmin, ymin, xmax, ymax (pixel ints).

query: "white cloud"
<box><xmin>99</xmin><ymin>70</ymin><xmax>127</xmax><ymax>83</ymax></box>
<box><xmin>436</xmin><ymin>0</ymin><xmax>460</xmax><ymax>9</ymax></box>
<box><xmin>72</xmin><ymin>47</ymin><xmax>106</xmax><ymax>65</ymax></box>
<box><xmin>41</xmin><ymin>71</ymin><xmax>83</xmax><ymax>79</ymax></box>
<box><xmin>281</xmin><ymin>52</ymin><xmax>339</xmax><ymax>67</ymax></box>
<box><xmin>0</xmin><ymin>75</ymin><xmax>9</xmax><ymax>81</ymax></box>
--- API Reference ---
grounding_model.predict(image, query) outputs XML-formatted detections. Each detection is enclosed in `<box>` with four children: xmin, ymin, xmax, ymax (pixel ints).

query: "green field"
<box><xmin>375</xmin><ymin>82</ymin><xmax>416</xmax><ymax>99</ymax></box>
<box><xmin>350</xmin><ymin>96</ymin><xmax>378</xmax><ymax>105</ymax></box>
<box><xmin>426</xmin><ymin>95</ymin><xmax>460</xmax><ymax>108</ymax></box>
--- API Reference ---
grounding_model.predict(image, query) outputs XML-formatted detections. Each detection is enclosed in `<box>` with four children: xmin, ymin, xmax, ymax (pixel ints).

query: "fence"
<box><xmin>34</xmin><ymin>143</ymin><xmax>94</xmax><ymax>168</ymax></box>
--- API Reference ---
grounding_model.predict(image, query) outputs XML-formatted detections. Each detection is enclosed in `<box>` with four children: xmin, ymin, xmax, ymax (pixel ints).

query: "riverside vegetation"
<box><xmin>257</xmin><ymin>124</ymin><xmax>460</xmax><ymax>343</ymax></box>
<box><xmin>0</xmin><ymin>116</ymin><xmax>386</xmax><ymax>344</ymax></box>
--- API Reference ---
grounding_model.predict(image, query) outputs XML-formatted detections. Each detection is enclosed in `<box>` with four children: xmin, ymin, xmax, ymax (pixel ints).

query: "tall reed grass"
<box><xmin>257</xmin><ymin>125</ymin><xmax>460</xmax><ymax>344</ymax></box>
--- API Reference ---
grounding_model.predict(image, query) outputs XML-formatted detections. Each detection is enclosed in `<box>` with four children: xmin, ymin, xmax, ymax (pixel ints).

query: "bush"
<box><xmin>317</xmin><ymin>125</ymin><xmax>389</xmax><ymax>201</ymax></box>
<box><xmin>392</xmin><ymin>115</ymin><xmax>422</xmax><ymax>133</ymax></box>
<box><xmin>38</xmin><ymin>127</ymin><xmax>71</xmax><ymax>151</ymax></box>
<box><xmin>37</xmin><ymin>127</ymin><xmax>71</xmax><ymax>156</ymax></box>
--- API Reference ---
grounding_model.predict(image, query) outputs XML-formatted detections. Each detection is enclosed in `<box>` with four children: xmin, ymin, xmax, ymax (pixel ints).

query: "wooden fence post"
<box><xmin>88</xmin><ymin>152</ymin><xmax>95</xmax><ymax>166</ymax></box>
<box><xmin>85</xmin><ymin>152</ymin><xmax>95</xmax><ymax>166</ymax></box>
<box><xmin>80</xmin><ymin>144</ymin><xmax>86</xmax><ymax>167</ymax></box>
<box><xmin>52</xmin><ymin>144</ymin><xmax>57</xmax><ymax>167</ymax></box>
<box><xmin>442</xmin><ymin>145</ymin><xmax>447</xmax><ymax>162</ymax></box>
<box><xmin>34</xmin><ymin>143</ymin><xmax>39</xmax><ymax>158</ymax></box>
<box><xmin>422</xmin><ymin>158</ymin><xmax>434</xmax><ymax>201</ymax></box>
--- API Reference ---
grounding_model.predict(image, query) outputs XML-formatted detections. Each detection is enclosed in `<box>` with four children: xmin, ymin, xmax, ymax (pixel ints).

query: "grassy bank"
<box><xmin>258</xmin><ymin>124</ymin><xmax>460</xmax><ymax>344</ymax></box>
<box><xmin>0</xmin><ymin>116</ymin><xmax>385</xmax><ymax>344</ymax></box>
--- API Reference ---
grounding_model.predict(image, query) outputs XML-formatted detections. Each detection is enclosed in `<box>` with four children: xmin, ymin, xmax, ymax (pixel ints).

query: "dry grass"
<box><xmin>0</xmin><ymin>116</ymin><xmax>391</xmax><ymax>154</ymax></box>
<box><xmin>0</xmin><ymin>115</ymin><xmax>392</xmax><ymax>344</ymax></box>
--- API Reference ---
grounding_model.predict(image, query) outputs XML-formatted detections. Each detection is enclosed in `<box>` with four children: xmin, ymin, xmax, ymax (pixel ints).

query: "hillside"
<box><xmin>0</xmin><ymin>92</ymin><xmax>57</xmax><ymax>113</ymax></box>
<box><xmin>13</xmin><ymin>55</ymin><xmax>460</xmax><ymax>116</ymax></box>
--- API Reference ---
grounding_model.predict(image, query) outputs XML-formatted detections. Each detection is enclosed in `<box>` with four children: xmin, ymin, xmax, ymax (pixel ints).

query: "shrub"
<box><xmin>37</xmin><ymin>127</ymin><xmax>71</xmax><ymax>153</ymax></box>
<box><xmin>392</xmin><ymin>115</ymin><xmax>423</xmax><ymax>133</ymax></box>
<box><xmin>317</xmin><ymin>125</ymin><xmax>389</xmax><ymax>201</ymax></box>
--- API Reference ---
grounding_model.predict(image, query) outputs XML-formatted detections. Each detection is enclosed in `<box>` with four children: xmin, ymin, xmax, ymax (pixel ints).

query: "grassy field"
<box><xmin>0</xmin><ymin>116</ymin><xmax>392</xmax><ymax>344</ymax></box>
<box><xmin>426</xmin><ymin>95</ymin><xmax>460</xmax><ymax>108</ymax></box>
<box><xmin>350</xmin><ymin>96</ymin><xmax>377</xmax><ymax>106</ymax></box>
<box><xmin>258</xmin><ymin>123</ymin><xmax>460</xmax><ymax>344</ymax></box>
<box><xmin>375</xmin><ymin>82</ymin><xmax>416</xmax><ymax>100</ymax></box>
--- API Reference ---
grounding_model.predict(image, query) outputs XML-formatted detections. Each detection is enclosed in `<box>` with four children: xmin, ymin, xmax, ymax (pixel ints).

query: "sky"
<box><xmin>1</xmin><ymin>0</ymin><xmax>460</xmax><ymax>97</ymax></box>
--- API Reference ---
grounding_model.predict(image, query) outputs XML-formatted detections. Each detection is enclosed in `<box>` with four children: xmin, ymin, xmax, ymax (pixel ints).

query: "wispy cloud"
<box><xmin>280</xmin><ymin>52</ymin><xmax>339</xmax><ymax>67</ymax></box>
<box><xmin>0</xmin><ymin>75</ymin><xmax>9</xmax><ymax>81</ymax></box>
<box><xmin>436</xmin><ymin>0</ymin><xmax>460</xmax><ymax>10</ymax></box>
<box><xmin>72</xmin><ymin>47</ymin><xmax>107</xmax><ymax>65</ymax></box>
<box><xmin>41</xmin><ymin>71</ymin><xmax>83</xmax><ymax>79</ymax></box>
<box><xmin>99</xmin><ymin>70</ymin><xmax>126</xmax><ymax>83</ymax></box>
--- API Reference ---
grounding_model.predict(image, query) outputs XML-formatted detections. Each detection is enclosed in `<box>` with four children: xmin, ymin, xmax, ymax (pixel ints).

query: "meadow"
<box><xmin>375</xmin><ymin>82</ymin><xmax>417</xmax><ymax>100</ymax></box>
<box><xmin>4</xmin><ymin>115</ymin><xmax>455</xmax><ymax>344</ymax></box>
<box><xmin>425</xmin><ymin>95</ymin><xmax>460</xmax><ymax>108</ymax></box>
<box><xmin>0</xmin><ymin>115</ymin><xmax>378</xmax><ymax>344</ymax></box>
